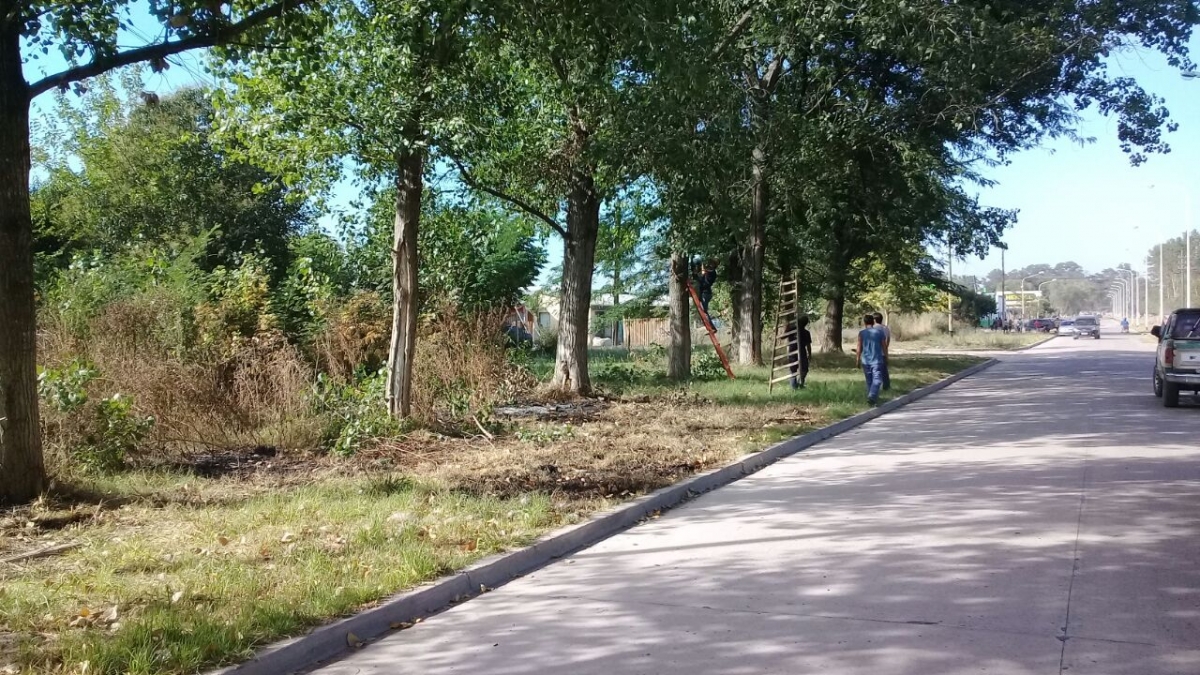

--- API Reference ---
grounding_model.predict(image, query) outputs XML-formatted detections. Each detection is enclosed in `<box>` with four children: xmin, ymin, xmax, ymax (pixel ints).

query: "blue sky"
<box><xmin>963</xmin><ymin>37</ymin><xmax>1200</xmax><ymax>277</ymax></box>
<box><xmin>24</xmin><ymin>11</ymin><xmax>1200</xmax><ymax>281</ymax></box>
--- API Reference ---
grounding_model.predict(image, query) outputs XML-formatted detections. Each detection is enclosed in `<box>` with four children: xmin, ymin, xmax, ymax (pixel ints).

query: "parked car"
<box><xmin>1151</xmin><ymin>308</ymin><xmax>1200</xmax><ymax>407</ymax></box>
<box><xmin>1030</xmin><ymin>318</ymin><xmax>1056</xmax><ymax>332</ymax></box>
<box><xmin>503</xmin><ymin>324</ymin><xmax>533</xmax><ymax>346</ymax></box>
<box><xmin>1057</xmin><ymin>319</ymin><xmax>1075</xmax><ymax>335</ymax></box>
<box><xmin>1073</xmin><ymin>315</ymin><xmax>1100</xmax><ymax>339</ymax></box>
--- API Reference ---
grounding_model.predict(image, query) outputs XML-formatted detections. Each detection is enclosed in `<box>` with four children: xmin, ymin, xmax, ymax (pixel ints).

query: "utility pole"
<box><xmin>1188</xmin><ymin>194</ymin><xmax>1193</xmax><ymax>307</ymax></box>
<box><xmin>947</xmin><ymin>233</ymin><xmax>954</xmax><ymax>334</ymax></box>
<box><xmin>1160</xmin><ymin>242</ymin><xmax>1165</xmax><ymax>323</ymax></box>
<box><xmin>1000</xmin><ymin>248</ymin><xmax>1006</xmax><ymax>319</ymax></box>
<box><xmin>1143</xmin><ymin>270</ymin><xmax>1149</xmax><ymax>325</ymax></box>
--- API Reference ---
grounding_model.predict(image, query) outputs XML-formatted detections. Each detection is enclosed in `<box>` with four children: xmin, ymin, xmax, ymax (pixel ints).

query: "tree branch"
<box><xmin>763</xmin><ymin>54</ymin><xmax>785</xmax><ymax>91</ymax></box>
<box><xmin>452</xmin><ymin>157</ymin><xmax>566</xmax><ymax>237</ymax></box>
<box><xmin>28</xmin><ymin>1</ymin><xmax>302</xmax><ymax>99</ymax></box>
<box><xmin>711</xmin><ymin>9</ymin><xmax>754</xmax><ymax>59</ymax></box>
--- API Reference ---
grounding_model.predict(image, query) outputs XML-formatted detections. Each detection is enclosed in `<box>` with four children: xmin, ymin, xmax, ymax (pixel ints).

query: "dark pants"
<box><xmin>880</xmin><ymin>358</ymin><xmax>891</xmax><ymax>391</ymax></box>
<box><xmin>789</xmin><ymin>349</ymin><xmax>809</xmax><ymax>389</ymax></box>
<box><xmin>862</xmin><ymin>362</ymin><xmax>884</xmax><ymax>403</ymax></box>
<box><xmin>699</xmin><ymin>291</ymin><xmax>713</xmax><ymax>325</ymax></box>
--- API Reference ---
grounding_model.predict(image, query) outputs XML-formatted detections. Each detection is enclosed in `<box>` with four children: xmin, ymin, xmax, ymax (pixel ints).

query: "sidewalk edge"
<box><xmin>211</xmin><ymin>358</ymin><xmax>999</xmax><ymax>675</ymax></box>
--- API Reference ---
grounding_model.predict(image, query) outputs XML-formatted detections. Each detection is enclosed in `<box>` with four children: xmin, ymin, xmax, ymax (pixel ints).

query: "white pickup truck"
<box><xmin>1151</xmin><ymin>309</ymin><xmax>1200</xmax><ymax>408</ymax></box>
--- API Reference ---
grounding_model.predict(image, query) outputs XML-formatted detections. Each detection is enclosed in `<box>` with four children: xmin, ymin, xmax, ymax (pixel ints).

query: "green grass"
<box><xmin>1</xmin><ymin>349</ymin><xmax>982</xmax><ymax>675</ymax></box>
<box><xmin>892</xmin><ymin>329</ymin><xmax>1048</xmax><ymax>351</ymax></box>
<box><xmin>530</xmin><ymin>348</ymin><xmax>980</xmax><ymax>402</ymax></box>
<box><xmin>0</xmin><ymin>476</ymin><xmax>559</xmax><ymax>675</ymax></box>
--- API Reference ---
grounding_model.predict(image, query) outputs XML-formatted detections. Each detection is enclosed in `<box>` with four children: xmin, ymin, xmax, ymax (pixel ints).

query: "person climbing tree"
<box><xmin>695</xmin><ymin>259</ymin><xmax>717</xmax><ymax>325</ymax></box>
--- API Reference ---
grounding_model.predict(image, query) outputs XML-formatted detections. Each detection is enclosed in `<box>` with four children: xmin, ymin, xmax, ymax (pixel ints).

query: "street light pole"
<box><xmin>1119</xmin><ymin>269</ymin><xmax>1136</xmax><ymax>319</ymax></box>
<box><xmin>947</xmin><ymin>233</ymin><xmax>954</xmax><ymax>334</ymax></box>
<box><xmin>1112</xmin><ymin>280</ymin><xmax>1128</xmax><ymax>319</ymax></box>
<box><xmin>1037</xmin><ymin>279</ymin><xmax>1057</xmax><ymax>315</ymax></box>
<box><xmin>1187</xmin><ymin>193</ymin><xmax>1193</xmax><ymax>307</ymax></box>
<box><xmin>1020</xmin><ymin>274</ymin><xmax>1040</xmax><ymax>320</ymax></box>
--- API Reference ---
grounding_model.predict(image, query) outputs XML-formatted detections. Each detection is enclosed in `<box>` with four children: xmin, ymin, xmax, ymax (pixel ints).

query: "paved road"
<box><xmin>313</xmin><ymin>328</ymin><xmax>1200</xmax><ymax>675</ymax></box>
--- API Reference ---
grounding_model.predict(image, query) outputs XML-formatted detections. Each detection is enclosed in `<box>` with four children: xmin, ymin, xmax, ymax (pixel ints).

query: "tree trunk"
<box><xmin>667</xmin><ymin>251</ymin><xmax>692</xmax><ymax>380</ymax></box>
<box><xmin>386</xmin><ymin>150</ymin><xmax>423</xmax><ymax>418</ymax></box>
<box><xmin>737</xmin><ymin>144</ymin><xmax>767</xmax><ymax>366</ymax></box>
<box><xmin>552</xmin><ymin>170</ymin><xmax>600</xmax><ymax>393</ymax></box>
<box><xmin>822</xmin><ymin>283</ymin><xmax>846</xmax><ymax>354</ymax></box>
<box><xmin>0</xmin><ymin>29</ymin><xmax>45</xmax><ymax>505</ymax></box>
<box><xmin>727</xmin><ymin>249</ymin><xmax>743</xmax><ymax>356</ymax></box>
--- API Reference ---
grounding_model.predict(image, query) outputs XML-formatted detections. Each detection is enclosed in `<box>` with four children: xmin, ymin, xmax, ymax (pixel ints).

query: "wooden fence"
<box><xmin>623</xmin><ymin>318</ymin><xmax>670</xmax><ymax>349</ymax></box>
<box><xmin>623</xmin><ymin>317</ymin><xmax>733</xmax><ymax>350</ymax></box>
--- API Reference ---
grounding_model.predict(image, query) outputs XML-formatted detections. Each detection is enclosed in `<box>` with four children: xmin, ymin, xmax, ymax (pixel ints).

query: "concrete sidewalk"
<box><xmin>312</xmin><ymin>334</ymin><xmax>1200</xmax><ymax>675</ymax></box>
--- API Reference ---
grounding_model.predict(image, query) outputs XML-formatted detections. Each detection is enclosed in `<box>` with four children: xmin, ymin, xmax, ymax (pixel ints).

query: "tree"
<box><xmin>32</xmin><ymin>79</ymin><xmax>310</xmax><ymax>282</ymax></box>
<box><xmin>2</xmin><ymin>1</ymin><xmax>305</xmax><ymax>505</ymax></box>
<box><xmin>453</xmin><ymin>0</ymin><xmax>687</xmax><ymax>393</ymax></box>
<box><xmin>218</xmin><ymin>0</ymin><xmax>477</xmax><ymax>418</ymax></box>
<box><xmin>355</xmin><ymin>189</ymin><xmax>546</xmax><ymax>313</ymax></box>
<box><xmin>709</xmin><ymin>0</ymin><xmax>1198</xmax><ymax>358</ymax></box>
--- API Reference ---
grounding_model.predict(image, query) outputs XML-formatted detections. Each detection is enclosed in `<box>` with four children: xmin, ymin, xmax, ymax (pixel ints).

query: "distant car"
<box><xmin>1151</xmin><ymin>308</ymin><xmax>1200</xmax><ymax>408</ymax></box>
<box><xmin>1073</xmin><ymin>315</ymin><xmax>1100</xmax><ymax>340</ymax></box>
<box><xmin>1030</xmin><ymin>318</ymin><xmax>1056</xmax><ymax>332</ymax></box>
<box><xmin>1057</xmin><ymin>319</ymin><xmax>1075</xmax><ymax>335</ymax></box>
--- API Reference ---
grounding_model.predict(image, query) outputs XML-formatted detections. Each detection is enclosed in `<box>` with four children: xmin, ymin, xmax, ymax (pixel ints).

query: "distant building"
<box><xmin>527</xmin><ymin>290</ymin><xmax>667</xmax><ymax>346</ymax></box>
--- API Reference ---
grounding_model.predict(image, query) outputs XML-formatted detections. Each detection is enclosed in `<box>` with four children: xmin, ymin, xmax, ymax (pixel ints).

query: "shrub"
<box><xmin>692</xmin><ymin>351</ymin><xmax>727</xmax><ymax>381</ymax></box>
<box><xmin>312</xmin><ymin>291</ymin><xmax>391</xmax><ymax>381</ymax></box>
<box><xmin>412</xmin><ymin>306</ymin><xmax>535</xmax><ymax>429</ymax></box>
<box><xmin>38</xmin><ymin>362</ymin><xmax>153</xmax><ymax>472</ymax></box>
<box><xmin>311</xmin><ymin>371</ymin><xmax>403</xmax><ymax>457</ymax></box>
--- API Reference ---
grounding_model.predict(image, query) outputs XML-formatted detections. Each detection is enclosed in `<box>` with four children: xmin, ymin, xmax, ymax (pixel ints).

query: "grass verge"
<box><xmin>892</xmin><ymin>329</ymin><xmax>1050</xmax><ymax>352</ymax></box>
<box><xmin>1</xmin><ymin>353</ymin><xmax>981</xmax><ymax>675</ymax></box>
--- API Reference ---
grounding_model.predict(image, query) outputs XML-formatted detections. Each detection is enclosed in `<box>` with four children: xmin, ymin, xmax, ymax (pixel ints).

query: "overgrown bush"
<box><xmin>312</xmin><ymin>291</ymin><xmax>390</xmax><ymax>380</ymax></box>
<box><xmin>691</xmin><ymin>351</ymin><xmax>727</xmax><ymax>381</ymax></box>
<box><xmin>412</xmin><ymin>306</ymin><xmax>535</xmax><ymax>429</ymax></box>
<box><xmin>38</xmin><ymin>360</ymin><xmax>154</xmax><ymax>472</ymax></box>
<box><xmin>311</xmin><ymin>371</ymin><xmax>402</xmax><ymax>456</ymax></box>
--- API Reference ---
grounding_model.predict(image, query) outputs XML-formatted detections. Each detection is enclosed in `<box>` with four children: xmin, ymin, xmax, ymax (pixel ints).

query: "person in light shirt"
<box><xmin>872</xmin><ymin>312</ymin><xmax>891</xmax><ymax>391</ymax></box>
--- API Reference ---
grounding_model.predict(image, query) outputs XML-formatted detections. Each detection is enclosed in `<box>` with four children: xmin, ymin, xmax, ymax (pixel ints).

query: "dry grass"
<box><xmin>40</xmin><ymin>306</ymin><xmax>320</xmax><ymax>459</ymax></box>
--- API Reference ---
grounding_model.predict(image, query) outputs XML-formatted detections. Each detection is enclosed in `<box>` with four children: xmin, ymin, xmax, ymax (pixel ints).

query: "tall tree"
<box><xmin>1</xmin><ymin>1</ymin><xmax>305</xmax><ymax>505</ymax></box>
<box><xmin>454</xmin><ymin>0</ymin><xmax>685</xmax><ymax>393</ymax></box>
<box><xmin>218</xmin><ymin>0</ymin><xmax>475</xmax><ymax>418</ymax></box>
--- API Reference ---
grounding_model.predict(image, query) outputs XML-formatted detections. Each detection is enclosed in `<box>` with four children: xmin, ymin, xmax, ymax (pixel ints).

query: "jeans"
<box><xmin>862</xmin><ymin>362</ymin><xmax>883</xmax><ymax>403</ymax></box>
<box><xmin>699</xmin><ymin>291</ymin><xmax>713</xmax><ymax>326</ymax></box>
<box><xmin>789</xmin><ymin>350</ymin><xmax>809</xmax><ymax>389</ymax></box>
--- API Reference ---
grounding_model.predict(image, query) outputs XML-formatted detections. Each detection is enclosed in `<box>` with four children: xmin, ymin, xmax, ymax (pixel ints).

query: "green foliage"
<box><xmin>38</xmin><ymin>363</ymin><xmax>153</xmax><ymax>473</ymax></box>
<box><xmin>311</xmin><ymin>372</ymin><xmax>404</xmax><ymax>456</ymax></box>
<box><xmin>33</xmin><ymin>77</ymin><xmax>310</xmax><ymax>281</ymax></box>
<box><xmin>356</xmin><ymin>191</ymin><xmax>546</xmax><ymax>313</ymax></box>
<box><xmin>43</xmin><ymin>236</ymin><xmax>209</xmax><ymax>343</ymax></box>
<box><xmin>83</xmin><ymin>395</ymin><xmax>156</xmax><ymax>472</ymax></box>
<box><xmin>691</xmin><ymin>351</ymin><xmax>727</xmax><ymax>381</ymax></box>
<box><xmin>37</xmin><ymin>359</ymin><xmax>98</xmax><ymax>415</ymax></box>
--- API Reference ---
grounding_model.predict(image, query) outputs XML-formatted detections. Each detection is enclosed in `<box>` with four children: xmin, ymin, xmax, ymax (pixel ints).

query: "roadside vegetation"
<box><xmin>2</xmin><ymin>348</ymin><xmax>977</xmax><ymax>675</ymax></box>
<box><xmin>2</xmin><ymin>2</ymin><xmax>1194</xmax><ymax>674</ymax></box>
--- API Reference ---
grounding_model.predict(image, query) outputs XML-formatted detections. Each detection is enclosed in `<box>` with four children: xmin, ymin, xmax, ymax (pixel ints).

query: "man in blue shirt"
<box><xmin>857</xmin><ymin>314</ymin><xmax>888</xmax><ymax>405</ymax></box>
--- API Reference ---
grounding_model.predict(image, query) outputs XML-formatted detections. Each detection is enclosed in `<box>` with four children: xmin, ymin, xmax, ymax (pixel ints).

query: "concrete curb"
<box><xmin>211</xmin><ymin>358</ymin><xmax>999</xmax><ymax>675</ymax></box>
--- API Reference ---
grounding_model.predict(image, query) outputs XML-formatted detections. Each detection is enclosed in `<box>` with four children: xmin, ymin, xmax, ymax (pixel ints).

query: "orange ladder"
<box><xmin>685</xmin><ymin>280</ymin><xmax>735</xmax><ymax>380</ymax></box>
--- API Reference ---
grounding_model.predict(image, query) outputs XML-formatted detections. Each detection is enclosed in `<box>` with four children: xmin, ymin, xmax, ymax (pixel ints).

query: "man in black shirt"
<box><xmin>790</xmin><ymin>316</ymin><xmax>813</xmax><ymax>389</ymax></box>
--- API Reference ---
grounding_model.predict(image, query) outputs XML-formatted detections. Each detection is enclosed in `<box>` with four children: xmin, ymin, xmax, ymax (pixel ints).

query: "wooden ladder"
<box><xmin>769</xmin><ymin>276</ymin><xmax>802</xmax><ymax>392</ymax></box>
<box><xmin>685</xmin><ymin>280</ymin><xmax>736</xmax><ymax>380</ymax></box>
